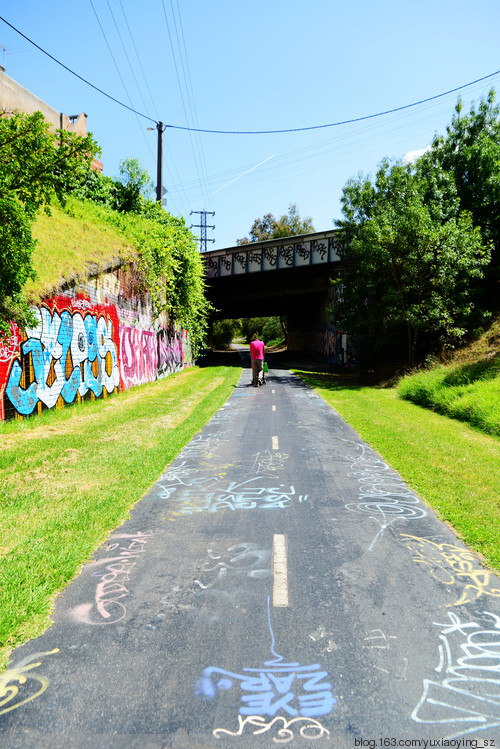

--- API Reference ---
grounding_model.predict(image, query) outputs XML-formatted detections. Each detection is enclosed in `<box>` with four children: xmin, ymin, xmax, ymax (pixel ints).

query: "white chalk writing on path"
<box><xmin>151</xmin><ymin>542</ymin><xmax>271</xmax><ymax>626</ymax></box>
<box><xmin>194</xmin><ymin>542</ymin><xmax>271</xmax><ymax>590</ymax></box>
<box><xmin>412</xmin><ymin>610</ymin><xmax>500</xmax><ymax>739</ymax></box>
<box><xmin>213</xmin><ymin>714</ymin><xmax>330</xmax><ymax>743</ymax></box>
<box><xmin>166</xmin><ymin>476</ymin><xmax>307</xmax><ymax>518</ymax></box>
<box><xmin>252</xmin><ymin>450</ymin><xmax>290</xmax><ymax>477</ymax></box>
<box><xmin>342</xmin><ymin>441</ymin><xmax>427</xmax><ymax>550</ymax></box>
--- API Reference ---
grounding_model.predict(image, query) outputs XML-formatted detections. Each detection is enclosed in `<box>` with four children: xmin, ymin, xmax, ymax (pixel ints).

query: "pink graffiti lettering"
<box><xmin>68</xmin><ymin>531</ymin><xmax>153</xmax><ymax>625</ymax></box>
<box><xmin>119</xmin><ymin>326</ymin><xmax>158</xmax><ymax>389</ymax></box>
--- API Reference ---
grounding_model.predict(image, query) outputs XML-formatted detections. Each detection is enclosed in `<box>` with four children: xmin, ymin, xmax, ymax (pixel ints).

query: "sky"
<box><xmin>1</xmin><ymin>1</ymin><xmax>499</xmax><ymax>250</ymax></box>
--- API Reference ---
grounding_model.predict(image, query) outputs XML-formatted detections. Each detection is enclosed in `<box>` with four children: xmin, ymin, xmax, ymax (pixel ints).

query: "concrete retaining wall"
<box><xmin>0</xmin><ymin>266</ymin><xmax>193</xmax><ymax>421</ymax></box>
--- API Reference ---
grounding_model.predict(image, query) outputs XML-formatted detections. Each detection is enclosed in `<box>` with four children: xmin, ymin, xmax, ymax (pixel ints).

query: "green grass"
<box><xmin>27</xmin><ymin>198</ymin><xmax>136</xmax><ymax>302</ymax></box>
<box><xmin>398</xmin><ymin>316</ymin><xmax>500</xmax><ymax>436</ymax></box>
<box><xmin>398</xmin><ymin>356</ymin><xmax>500</xmax><ymax>437</ymax></box>
<box><xmin>294</xmin><ymin>370</ymin><xmax>500</xmax><ymax>574</ymax></box>
<box><xmin>0</xmin><ymin>364</ymin><xmax>241</xmax><ymax>670</ymax></box>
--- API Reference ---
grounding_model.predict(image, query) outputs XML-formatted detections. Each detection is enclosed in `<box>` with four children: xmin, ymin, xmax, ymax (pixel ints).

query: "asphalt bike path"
<box><xmin>1</xmin><ymin>354</ymin><xmax>500</xmax><ymax>748</ymax></box>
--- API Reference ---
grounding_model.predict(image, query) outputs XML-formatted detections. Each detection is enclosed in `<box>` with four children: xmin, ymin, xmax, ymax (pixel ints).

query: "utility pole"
<box><xmin>190</xmin><ymin>210</ymin><xmax>215</xmax><ymax>252</ymax></box>
<box><xmin>156</xmin><ymin>121</ymin><xmax>163</xmax><ymax>204</ymax></box>
<box><xmin>147</xmin><ymin>121</ymin><xmax>167</xmax><ymax>204</ymax></box>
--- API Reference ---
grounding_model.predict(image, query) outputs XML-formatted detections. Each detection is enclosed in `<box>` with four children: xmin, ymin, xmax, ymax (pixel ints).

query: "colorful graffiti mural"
<box><xmin>0</xmin><ymin>289</ymin><xmax>192</xmax><ymax>421</ymax></box>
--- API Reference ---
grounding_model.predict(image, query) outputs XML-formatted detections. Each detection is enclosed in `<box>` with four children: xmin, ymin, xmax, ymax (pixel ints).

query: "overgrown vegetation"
<box><xmin>0</xmin><ymin>363</ymin><xmax>242</xmax><ymax>671</ymax></box>
<box><xmin>334</xmin><ymin>91</ymin><xmax>500</xmax><ymax>368</ymax></box>
<box><xmin>28</xmin><ymin>198</ymin><xmax>135</xmax><ymax>300</ymax></box>
<box><xmin>0</xmin><ymin>116</ymin><xmax>211</xmax><ymax>354</ymax></box>
<box><xmin>211</xmin><ymin>316</ymin><xmax>286</xmax><ymax>350</ymax></box>
<box><xmin>241</xmin><ymin>316</ymin><xmax>285</xmax><ymax>346</ymax></box>
<box><xmin>0</xmin><ymin>110</ymin><xmax>99</xmax><ymax>333</ymax></box>
<box><xmin>71</xmin><ymin>161</ymin><xmax>211</xmax><ymax>356</ymax></box>
<box><xmin>398</xmin><ymin>316</ymin><xmax>500</xmax><ymax>436</ymax></box>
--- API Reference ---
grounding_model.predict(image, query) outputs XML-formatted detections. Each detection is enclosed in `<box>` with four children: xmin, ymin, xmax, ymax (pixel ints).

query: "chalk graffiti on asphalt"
<box><xmin>402</xmin><ymin>535</ymin><xmax>500</xmax><ymax>607</ymax></box>
<box><xmin>168</xmin><ymin>477</ymin><xmax>308</xmax><ymax>517</ymax></box>
<box><xmin>251</xmin><ymin>450</ymin><xmax>290</xmax><ymax>477</ymax></box>
<box><xmin>342</xmin><ymin>441</ymin><xmax>427</xmax><ymax>550</ymax></box>
<box><xmin>213</xmin><ymin>715</ymin><xmax>330</xmax><ymax>743</ymax></box>
<box><xmin>195</xmin><ymin>542</ymin><xmax>271</xmax><ymax>590</ymax></box>
<box><xmin>0</xmin><ymin>649</ymin><xmax>59</xmax><ymax>715</ymax></box>
<box><xmin>196</xmin><ymin>597</ymin><xmax>335</xmax><ymax>741</ymax></box>
<box><xmin>155</xmin><ymin>463</ymin><xmax>225</xmax><ymax>501</ymax></box>
<box><xmin>176</xmin><ymin>433</ymin><xmax>226</xmax><ymax>460</ymax></box>
<box><xmin>149</xmin><ymin>542</ymin><xmax>271</xmax><ymax>627</ymax></box>
<box><xmin>68</xmin><ymin>531</ymin><xmax>153</xmax><ymax>625</ymax></box>
<box><xmin>412</xmin><ymin>610</ymin><xmax>500</xmax><ymax>739</ymax></box>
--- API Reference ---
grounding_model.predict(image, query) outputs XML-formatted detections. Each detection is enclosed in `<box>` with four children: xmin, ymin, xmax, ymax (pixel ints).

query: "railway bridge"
<box><xmin>202</xmin><ymin>230</ymin><xmax>350</xmax><ymax>364</ymax></box>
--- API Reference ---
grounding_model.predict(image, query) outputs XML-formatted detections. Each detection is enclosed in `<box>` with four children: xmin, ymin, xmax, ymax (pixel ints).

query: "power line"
<box><xmin>118</xmin><ymin>0</ymin><xmax>159</xmax><ymax>121</ymax></box>
<box><xmin>1</xmin><ymin>14</ymin><xmax>499</xmax><ymax>140</ymax></box>
<box><xmin>0</xmin><ymin>14</ymin><xmax>155</xmax><ymax>123</ymax></box>
<box><xmin>104</xmin><ymin>0</ymin><xmax>153</xmax><ymax>122</ymax></box>
<box><xmin>161</xmin><ymin>0</ymin><xmax>213</xmax><ymax>212</ymax></box>
<box><xmin>165</xmin><ymin>69</ymin><xmax>500</xmax><ymax>135</ymax></box>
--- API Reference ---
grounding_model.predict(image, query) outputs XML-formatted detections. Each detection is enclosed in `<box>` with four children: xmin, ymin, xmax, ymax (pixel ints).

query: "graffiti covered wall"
<box><xmin>0</xmin><ymin>268</ymin><xmax>193</xmax><ymax>421</ymax></box>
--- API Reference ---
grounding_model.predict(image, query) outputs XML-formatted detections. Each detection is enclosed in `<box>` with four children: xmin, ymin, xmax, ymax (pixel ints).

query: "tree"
<box><xmin>212</xmin><ymin>319</ymin><xmax>242</xmax><ymax>349</ymax></box>
<box><xmin>0</xmin><ymin>110</ymin><xmax>99</xmax><ymax>334</ymax></box>
<box><xmin>335</xmin><ymin>158</ymin><xmax>490</xmax><ymax>367</ymax></box>
<box><xmin>0</xmin><ymin>195</ymin><xmax>38</xmax><ymax>332</ymax></box>
<box><xmin>0</xmin><ymin>110</ymin><xmax>98</xmax><ymax>218</ymax></box>
<box><xmin>115</xmin><ymin>157</ymin><xmax>154</xmax><ymax>213</ymax></box>
<box><xmin>428</xmin><ymin>90</ymin><xmax>500</xmax><ymax>296</ymax></box>
<box><xmin>236</xmin><ymin>203</ymin><xmax>314</xmax><ymax>244</ymax></box>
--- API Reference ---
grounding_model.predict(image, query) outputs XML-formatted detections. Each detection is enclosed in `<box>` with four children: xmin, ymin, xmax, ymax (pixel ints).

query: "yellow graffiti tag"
<box><xmin>401</xmin><ymin>535</ymin><xmax>500</xmax><ymax>606</ymax></box>
<box><xmin>0</xmin><ymin>649</ymin><xmax>59</xmax><ymax>715</ymax></box>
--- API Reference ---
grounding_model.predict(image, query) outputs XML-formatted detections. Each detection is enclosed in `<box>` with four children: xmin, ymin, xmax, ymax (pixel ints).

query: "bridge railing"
<box><xmin>203</xmin><ymin>230</ymin><xmax>344</xmax><ymax>278</ymax></box>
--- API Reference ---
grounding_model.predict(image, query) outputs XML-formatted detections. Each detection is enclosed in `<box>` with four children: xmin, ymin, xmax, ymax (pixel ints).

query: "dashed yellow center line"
<box><xmin>272</xmin><ymin>436</ymin><xmax>279</xmax><ymax>450</ymax></box>
<box><xmin>272</xmin><ymin>405</ymin><xmax>276</xmax><ymax>412</ymax></box>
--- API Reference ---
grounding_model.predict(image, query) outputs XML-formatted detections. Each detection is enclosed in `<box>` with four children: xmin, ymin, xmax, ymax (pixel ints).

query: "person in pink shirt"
<box><xmin>249</xmin><ymin>334</ymin><xmax>266</xmax><ymax>387</ymax></box>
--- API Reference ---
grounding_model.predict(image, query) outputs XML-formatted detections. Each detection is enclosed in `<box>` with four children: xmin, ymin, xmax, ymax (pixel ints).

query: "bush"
<box><xmin>241</xmin><ymin>316</ymin><xmax>284</xmax><ymax>344</ymax></box>
<box><xmin>212</xmin><ymin>319</ymin><xmax>242</xmax><ymax>349</ymax></box>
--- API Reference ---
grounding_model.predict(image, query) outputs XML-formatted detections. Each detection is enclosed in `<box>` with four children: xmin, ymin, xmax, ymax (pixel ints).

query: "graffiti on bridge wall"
<box><xmin>0</xmin><ymin>292</ymin><xmax>192</xmax><ymax>421</ymax></box>
<box><xmin>316</xmin><ymin>323</ymin><xmax>352</xmax><ymax>367</ymax></box>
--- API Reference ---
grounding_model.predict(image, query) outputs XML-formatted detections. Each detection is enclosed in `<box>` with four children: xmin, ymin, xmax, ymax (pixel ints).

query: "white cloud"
<box><xmin>403</xmin><ymin>146</ymin><xmax>431</xmax><ymax>164</ymax></box>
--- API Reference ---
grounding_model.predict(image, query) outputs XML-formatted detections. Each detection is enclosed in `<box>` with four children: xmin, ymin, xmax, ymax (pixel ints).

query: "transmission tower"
<box><xmin>190</xmin><ymin>210</ymin><xmax>215</xmax><ymax>252</ymax></box>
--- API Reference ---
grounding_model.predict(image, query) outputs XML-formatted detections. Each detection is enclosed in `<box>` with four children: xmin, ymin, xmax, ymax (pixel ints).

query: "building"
<box><xmin>0</xmin><ymin>66</ymin><xmax>103</xmax><ymax>172</ymax></box>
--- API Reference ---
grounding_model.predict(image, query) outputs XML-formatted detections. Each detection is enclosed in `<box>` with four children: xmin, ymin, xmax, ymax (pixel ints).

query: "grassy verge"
<box><xmin>28</xmin><ymin>198</ymin><xmax>135</xmax><ymax>301</ymax></box>
<box><xmin>0</xmin><ymin>364</ymin><xmax>241</xmax><ymax>670</ymax></box>
<box><xmin>294</xmin><ymin>370</ymin><xmax>500</xmax><ymax>573</ymax></box>
<box><xmin>398</xmin><ymin>316</ymin><xmax>500</xmax><ymax>437</ymax></box>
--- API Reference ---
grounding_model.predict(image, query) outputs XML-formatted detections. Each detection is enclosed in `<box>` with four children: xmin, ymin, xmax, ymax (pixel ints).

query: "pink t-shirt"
<box><xmin>249</xmin><ymin>339</ymin><xmax>265</xmax><ymax>360</ymax></box>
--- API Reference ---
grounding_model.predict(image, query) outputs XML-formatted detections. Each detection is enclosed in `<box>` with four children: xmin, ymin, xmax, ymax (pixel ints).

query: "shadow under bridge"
<box><xmin>202</xmin><ymin>231</ymin><xmax>343</xmax><ymax>329</ymax></box>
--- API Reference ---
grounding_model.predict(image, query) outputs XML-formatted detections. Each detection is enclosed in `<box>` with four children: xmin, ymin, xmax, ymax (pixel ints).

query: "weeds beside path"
<box><xmin>0</xmin><ymin>363</ymin><xmax>241</xmax><ymax>671</ymax></box>
<box><xmin>295</xmin><ymin>370</ymin><xmax>500</xmax><ymax>574</ymax></box>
